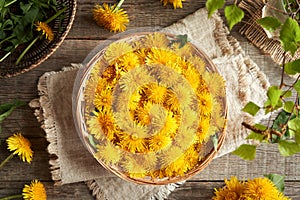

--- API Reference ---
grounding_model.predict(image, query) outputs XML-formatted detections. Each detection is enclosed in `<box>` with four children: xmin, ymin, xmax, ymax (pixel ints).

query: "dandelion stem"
<box><xmin>115</xmin><ymin>0</ymin><xmax>125</xmax><ymax>11</ymax></box>
<box><xmin>45</xmin><ymin>6</ymin><xmax>67</xmax><ymax>24</ymax></box>
<box><xmin>0</xmin><ymin>153</ymin><xmax>14</xmax><ymax>170</ymax></box>
<box><xmin>4</xmin><ymin>0</ymin><xmax>18</xmax><ymax>7</ymax></box>
<box><xmin>15</xmin><ymin>37</ymin><xmax>39</xmax><ymax>65</ymax></box>
<box><xmin>0</xmin><ymin>194</ymin><xmax>23</xmax><ymax>200</ymax></box>
<box><xmin>0</xmin><ymin>35</ymin><xmax>16</xmax><ymax>46</ymax></box>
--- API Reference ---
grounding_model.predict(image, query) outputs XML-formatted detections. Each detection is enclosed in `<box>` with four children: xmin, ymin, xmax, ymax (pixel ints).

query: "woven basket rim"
<box><xmin>0</xmin><ymin>0</ymin><xmax>77</xmax><ymax>78</ymax></box>
<box><xmin>74</xmin><ymin>32</ymin><xmax>228</xmax><ymax>185</ymax></box>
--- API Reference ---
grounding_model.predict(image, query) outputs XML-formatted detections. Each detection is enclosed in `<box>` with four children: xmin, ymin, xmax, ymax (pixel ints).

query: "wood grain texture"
<box><xmin>1</xmin><ymin>0</ymin><xmax>299</xmax><ymax>199</ymax></box>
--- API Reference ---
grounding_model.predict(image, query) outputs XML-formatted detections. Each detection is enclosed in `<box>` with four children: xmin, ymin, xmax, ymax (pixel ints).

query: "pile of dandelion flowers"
<box><xmin>0</xmin><ymin>133</ymin><xmax>33</xmax><ymax>170</ymax></box>
<box><xmin>93</xmin><ymin>1</ymin><xmax>129</xmax><ymax>33</ymax></box>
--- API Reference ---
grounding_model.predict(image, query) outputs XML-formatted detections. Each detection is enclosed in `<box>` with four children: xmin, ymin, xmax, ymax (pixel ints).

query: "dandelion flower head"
<box><xmin>7</xmin><ymin>133</ymin><xmax>33</xmax><ymax>163</ymax></box>
<box><xmin>35</xmin><ymin>21</ymin><xmax>54</xmax><ymax>41</ymax></box>
<box><xmin>161</xmin><ymin>0</ymin><xmax>185</xmax><ymax>9</ymax></box>
<box><xmin>241</xmin><ymin>177</ymin><xmax>282</xmax><ymax>200</ymax></box>
<box><xmin>213</xmin><ymin>176</ymin><xmax>244</xmax><ymax>200</ymax></box>
<box><xmin>23</xmin><ymin>180</ymin><xmax>47</xmax><ymax>200</ymax></box>
<box><xmin>93</xmin><ymin>3</ymin><xmax>129</xmax><ymax>32</ymax></box>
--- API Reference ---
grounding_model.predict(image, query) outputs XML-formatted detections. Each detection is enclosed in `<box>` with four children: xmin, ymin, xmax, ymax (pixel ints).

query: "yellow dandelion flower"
<box><xmin>164</xmin><ymin>154</ymin><xmax>187</xmax><ymax>177</ymax></box>
<box><xmin>176</xmin><ymin>126</ymin><xmax>197</xmax><ymax>149</ymax></box>
<box><xmin>118</xmin><ymin>123</ymin><xmax>148</xmax><ymax>153</ymax></box>
<box><xmin>203</xmin><ymin>71</ymin><xmax>226</xmax><ymax>97</ymax></box>
<box><xmin>161</xmin><ymin>0</ymin><xmax>185</xmax><ymax>9</ymax></box>
<box><xmin>172</xmin><ymin>83</ymin><xmax>193</xmax><ymax>109</ymax></box>
<box><xmin>277</xmin><ymin>192</ymin><xmax>292</xmax><ymax>200</ymax></box>
<box><xmin>95</xmin><ymin>142</ymin><xmax>122</xmax><ymax>165</ymax></box>
<box><xmin>146</xmin><ymin>48</ymin><xmax>177</xmax><ymax>66</ymax></box>
<box><xmin>181</xmin><ymin>107</ymin><xmax>198</xmax><ymax>128</ymax></box>
<box><xmin>104</xmin><ymin>42</ymin><xmax>133</xmax><ymax>64</ymax></box>
<box><xmin>96</xmin><ymin>111</ymin><xmax>116</xmax><ymax>141</ymax></box>
<box><xmin>140</xmin><ymin>32</ymin><xmax>169</xmax><ymax>49</ymax></box>
<box><xmin>132</xmin><ymin>101</ymin><xmax>151</xmax><ymax>125</ymax></box>
<box><xmin>123</xmin><ymin>155</ymin><xmax>148</xmax><ymax>178</ymax></box>
<box><xmin>148</xmin><ymin>104</ymin><xmax>167</xmax><ymax>133</ymax></box>
<box><xmin>161</xmin><ymin>146</ymin><xmax>183</xmax><ymax>166</ymax></box>
<box><xmin>161</xmin><ymin>112</ymin><xmax>180</xmax><ymax>134</ymax></box>
<box><xmin>171</xmin><ymin>42</ymin><xmax>194</xmax><ymax>58</ymax></box>
<box><xmin>117</xmin><ymin>67</ymin><xmax>155</xmax><ymax>95</ymax></box>
<box><xmin>241</xmin><ymin>177</ymin><xmax>282</xmax><ymax>200</ymax></box>
<box><xmin>116</xmin><ymin>52</ymin><xmax>141</xmax><ymax>71</ymax></box>
<box><xmin>164</xmin><ymin>90</ymin><xmax>181</xmax><ymax>112</ymax></box>
<box><xmin>93</xmin><ymin>3</ymin><xmax>129</xmax><ymax>32</ymax></box>
<box><xmin>213</xmin><ymin>176</ymin><xmax>244</xmax><ymax>200</ymax></box>
<box><xmin>135</xmin><ymin>48</ymin><xmax>150</xmax><ymax>64</ymax></box>
<box><xmin>144</xmin><ymin>83</ymin><xmax>167</xmax><ymax>104</ymax></box>
<box><xmin>150</xmin><ymin>169</ymin><xmax>166</xmax><ymax>179</ymax></box>
<box><xmin>196</xmin><ymin>116</ymin><xmax>211</xmax><ymax>143</ymax></box>
<box><xmin>183</xmin><ymin>65</ymin><xmax>202</xmax><ymax>90</ymax></box>
<box><xmin>6</xmin><ymin>133</ymin><xmax>33</xmax><ymax>163</ymax></box>
<box><xmin>35</xmin><ymin>21</ymin><xmax>54</xmax><ymax>41</ymax></box>
<box><xmin>198</xmin><ymin>90</ymin><xmax>213</xmax><ymax>116</ymax></box>
<box><xmin>87</xmin><ymin>116</ymin><xmax>105</xmax><ymax>140</ymax></box>
<box><xmin>94</xmin><ymin>88</ymin><xmax>112</xmax><ymax>109</ymax></box>
<box><xmin>149</xmin><ymin>132</ymin><xmax>172</xmax><ymax>151</ymax></box>
<box><xmin>23</xmin><ymin>180</ymin><xmax>47</xmax><ymax>200</ymax></box>
<box><xmin>183</xmin><ymin>146</ymin><xmax>200</xmax><ymax>171</ymax></box>
<box><xmin>188</xmin><ymin>55</ymin><xmax>206</xmax><ymax>75</ymax></box>
<box><xmin>151</xmin><ymin>64</ymin><xmax>181</xmax><ymax>87</ymax></box>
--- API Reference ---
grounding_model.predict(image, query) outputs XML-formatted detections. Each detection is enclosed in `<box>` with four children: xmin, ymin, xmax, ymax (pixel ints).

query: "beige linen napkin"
<box><xmin>30</xmin><ymin>8</ymin><xmax>270</xmax><ymax>200</ymax></box>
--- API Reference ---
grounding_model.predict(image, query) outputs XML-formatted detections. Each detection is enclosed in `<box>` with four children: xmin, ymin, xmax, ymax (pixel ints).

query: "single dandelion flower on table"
<box><xmin>7</xmin><ymin>133</ymin><xmax>33</xmax><ymax>163</ymax></box>
<box><xmin>93</xmin><ymin>2</ymin><xmax>129</xmax><ymax>33</ymax></box>
<box><xmin>161</xmin><ymin>0</ymin><xmax>185</xmax><ymax>9</ymax></box>
<box><xmin>35</xmin><ymin>21</ymin><xmax>54</xmax><ymax>41</ymax></box>
<box><xmin>241</xmin><ymin>177</ymin><xmax>282</xmax><ymax>200</ymax></box>
<box><xmin>23</xmin><ymin>180</ymin><xmax>47</xmax><ymax>200</ymax></box>
<box><xmin>213</xmin><ymin>176</ymin><xmax>244</xmax><ymax>200</ymax></box>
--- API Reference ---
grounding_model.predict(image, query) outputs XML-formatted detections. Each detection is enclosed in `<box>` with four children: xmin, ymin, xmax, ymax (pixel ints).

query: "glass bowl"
<box><xmin>73</xmin><ymin>32</ymin><xmax>227</xmax><ymax>185</ymax></box>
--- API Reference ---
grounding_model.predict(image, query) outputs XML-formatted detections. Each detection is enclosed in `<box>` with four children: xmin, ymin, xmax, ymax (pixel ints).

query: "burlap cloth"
<box><xmin>239</xmin><ymin>0</ymin><xmax>300</xmax><ymax>64</ymax></box>
<box><xmin>29</xmin><ymin>8</ymin><xmax>270</xmax><ymax>200</ymax></box>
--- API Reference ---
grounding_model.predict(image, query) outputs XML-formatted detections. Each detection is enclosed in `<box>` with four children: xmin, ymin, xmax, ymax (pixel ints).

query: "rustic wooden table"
<box><xmin>1</xmin><ymin>0</ymin><xmax>300</xmax><ymax>199</ymax></box>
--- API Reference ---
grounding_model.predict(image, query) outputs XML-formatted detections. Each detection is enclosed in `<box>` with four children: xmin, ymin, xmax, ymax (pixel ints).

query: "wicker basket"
<box><xmin>73</xmin><ymin>32</ymin><xmax>227</xmax><ymax>185</ymax></box>
<box><xmin>0</xmin><ymin>0</ymin><xmax>77</xmax><ymax>78</ymax></box>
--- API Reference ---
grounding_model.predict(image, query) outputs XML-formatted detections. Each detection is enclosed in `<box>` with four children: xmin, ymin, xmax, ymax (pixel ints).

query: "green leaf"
<box><xmin>278</xmin><ymin>140</ymin><xmax>300</xmax><ymax>156</ymax></box>
<box><xmin>242</xmin><ymin>101</ymin><xmax>260</xmax><ymax>116</ymax></box>
<box><xmin>281</xmin><ymin>90</ymin><xmax>292</xmax><ymax>98</ymax></box>
<box><xmin>246</xmin><ymin>131</ymin><xmax>265</xmax><ymax>142</ymax></box>
<box><xmin>211</xmin><ymin>134</ymin><xmax>218</xmax><ymax>151</ymax></box>
<box><xmin>280</xmin><ymin>17</ymin><xmax>300</xmax><ymax>55</ymax></box>
<box><xmin>206</xmin><ymin>0</ymin><xmax>225</xmax><ymax>18</ymax></box>
<box><xmin>176</xmin><ymin>34</ymin><xmax>189</xmax><ymax>48</ymax></box>
<box><xmin>264</xmin><ymin>174</ymin><xmax>285</xmax><ymax>192</ymax></box>
<box><xmin>272</xmin><ymin>110</ymin><xmax>290</xmax><ymax>142</ymax></box>
<box><xmin>257</xmin><ymin>17</ymin><xmax>281</xmax><ymax>32</ymax></box>
<box><xmin>288</xmin><ymin>117</ymin><xmax>300</xmax><ymax>144</ymax></box>
<box><xmin>284</xmin><ymin>101</ymin><xmax>294</xmax><ymax>113</ymax></box>
<box><xmin>267</xmin><ymin>86</ymin><xmax>282</xmax><ymax>108</ymax></box>
<box><xmin>224</xmin><ymin>5</ymin><xmax>244</xmax><ymax>30</ymax></box>
<box><xmin>232</xmin><ymin>144</ymin><xmax>256</xmax><ymax>160</ymax></box>
<box><xmin>285</xmin><ymin>59</ymin><xmax>300</xmax><ymax>75</ymax></box>
<box><xmin>0</xmin><ymin>100</ymin><xmax>26</xmax><ymax>124</ymax></box>
<box><xmin>294</xmin><ymin>80</ymin><xmax>300</xmax><ymax>95</ymax></box>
